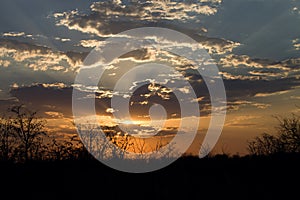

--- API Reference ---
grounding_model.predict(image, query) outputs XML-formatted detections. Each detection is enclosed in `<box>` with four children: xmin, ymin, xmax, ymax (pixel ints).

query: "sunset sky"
<box><xmin>1</xmin><ymin>0</ymin><xmax>300</xmax><ymax>155</ymax></box>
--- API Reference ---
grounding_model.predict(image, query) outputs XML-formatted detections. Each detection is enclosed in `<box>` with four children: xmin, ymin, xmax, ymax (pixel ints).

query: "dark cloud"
<box><xmin>0</xmin><ymin>38</ymin><xmax>89</xmax><ymax>99</ymax></box>
<box><xmin>219</xmin><ymin>54</ymin><xmax>300</xmax><ymax>81</ymax></box>
<box><xmin>9</xmin><ymin>84</ymin><xmax>73</xmax><ymax>117</ymax></box>
<box><xmin>224</xmin><ymin>78</ymin><xmax>300</xmax><ymax>101</ymax></box>
<box><xmin>7</xmin><ymin>72</ymin><xmax>299</xmax><ymax>121</ymax></box>
<box><xmin>0</xmin><ymin>38</ymin><xmax>86</xmax><ymax>68</ymax></box>
<box><xmin>54</xmin><ymin>0</ymin><xmax>220</xmax><ymax>38</ymax></box>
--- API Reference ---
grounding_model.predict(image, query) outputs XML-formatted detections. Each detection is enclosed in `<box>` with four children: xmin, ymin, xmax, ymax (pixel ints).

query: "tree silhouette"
<box><xmin>9</xmin><ymin>105</ymin><xmax>47</xmax><ymax>161</ymax></box>
<box><xmin>0</xmin><ymin>116</ymin><xmax>15</xmax><ymax>161</ymax></box>
<box><xmin>248</xmin><ymin>114</ymin><xmax>300</xmax><ymax>155</ymax></box>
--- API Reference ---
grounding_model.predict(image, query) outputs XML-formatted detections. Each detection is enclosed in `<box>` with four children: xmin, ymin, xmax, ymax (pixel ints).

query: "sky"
<box><xmin>0</xmin><ymin>0</ymin><xmax>300</xmax><ymax>155</ymax></box>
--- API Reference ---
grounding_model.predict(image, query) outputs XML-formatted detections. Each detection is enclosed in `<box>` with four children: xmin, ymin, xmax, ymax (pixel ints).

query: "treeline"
<box><xmin>1</xmin><ymin>104</ymin><xmax>300</xmax><ymax>163</ymax></box>
<box><xmin>0</xmin><ymin>105</ymin><xmax>174</xmax><ymax>162</ymax></box>
<box><xmin>0</xmin><ymin>105</ymin><xmax>89</xmax><ymax>162</ymax></box>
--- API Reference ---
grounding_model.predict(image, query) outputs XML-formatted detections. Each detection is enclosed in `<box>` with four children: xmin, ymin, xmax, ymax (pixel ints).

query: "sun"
<box><xmin>118</xmin><ymin>119</ymin><xmax>141</xmax><ymax>125</ymax></box>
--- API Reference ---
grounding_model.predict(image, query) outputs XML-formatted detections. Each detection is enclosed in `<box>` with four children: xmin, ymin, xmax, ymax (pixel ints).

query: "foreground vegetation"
<box><xmin>0</xmin><ymin>105</ymin><xmax>300</xmax><ymax>198</ymax></box>
<box><xmin>1</xmin><ymin>105</ymin><xmax>300</xmax><ymax>162</ymax></box>
<box><xmin>0</xmin><ymin>153</ymin><xmax>299</xmax><ymax>199</ymax></box>
<box><xmin>248</xmin><ymin>114</ymin><xmax>300</xmax><ymax>155</ymax></box>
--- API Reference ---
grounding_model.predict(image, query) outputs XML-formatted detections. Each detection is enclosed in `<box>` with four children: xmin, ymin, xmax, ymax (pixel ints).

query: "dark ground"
<box><xmin>1</xmin><ymin>154</ymin><xmax>300</xmax><ymax>199</ymax></box>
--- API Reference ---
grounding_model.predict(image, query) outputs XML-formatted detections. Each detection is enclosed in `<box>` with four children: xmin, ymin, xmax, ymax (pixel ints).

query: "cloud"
<box><xmin>5</xmin><ymin>71</ymin><xmax>298</xmax><ymax>132</ymax></box>
<box><xmin>45</xmin><ymin>111</ymin><xmax>64</xmax><ymax>118</ymax></box>
<box><xmin>292</xmin><ymin>38</ymin><xmax>300</xmax><ymax>50</ymax></box>
<box><xmin>219</xmin><ymin>71</ymin><xmax>260</xmax><ymax>81</ymax></box>
<box><xmin>220</xmin><ymin>54</ymin><xmax>289</xmax><ymax>70</ymax></box>
<box><xmin>41</xmin><ymin>82</ymin><xmax>67</xmax><ymax>89</ymax></box>
<box><xmin>225</xmin><ymin>115</ymin><xmax>259</xmax><ymax>128</ymax></box>
<box><xmin>10</xmin><ymin>83</ymin><xmax>19</xmax><ymax>89</ymax></box>
<box><xmin>226</xmin><ymin>100</ymin><xmax>271</xmax><ymax>111</ymax></box>
<box><xmin>254</xmin><ymin>90</ymin><xmax>290</xmax><ymax>97</ymax></box>
<box><xmin>1</xmin><ymin>32</ymin><xmax>45</xmax><ymax>40</ymax></box>
<box><xmin>0</xmin><ymin>59</ymin><xmax>10</xmax><ymax>67</ymax></box>
<box><xmin>248</xmin><ymin>70</ymin><xmax>283</xmax><ymax>77</ymax></box>
<box><xmin>2</xmin><ymin>32</ymin><xmax>25</xmax><ymax>37</ymax></box>
<box><xmin>0</xmin><ymin>39</ymin><xmax>85</xmax><ymax>72</ymax></box>
<box><xmin>199</xmin><ymin>37</ymin><xmax>240</xmax><ymax>55</ymax></box>
<box><xmin>2</xmin><ymin>0</ymin><xmax>299</xmax><ymax>125</ymax></box>
<box><xmin>9</xmin><ymin>83</ymin><xmax>74</xmax><ymax>118</ymax></box>
<box><xmin>219</xmin><ymin>69</ymin><xmax>286</xmax><ymax>81</ymax></box>
<box><xmin>90</xmin><ymin>0</ymin><xmax>221</xmax><ymax>20</ymax></box>
<box><xmin>201</xmin><ymin>100</ymin><xmax>270</xmax><ymax>114</ymax></box>
<box><xmin>292</xmin><ymin>6</ymin><xmax>300</xmax><ymax>15</ymax></box>
<box><xmin>53</xmin><ymin>0</ymin><xmax>222</xmax><ymax>38</ymax></box>
<box><xmin>224</xmin><ymin>78</ymin><xmax>299</xmax><ymax>101</ymax></box>
<box><xmin>191</xmin><ymin>97</ymin><xmax>205</xmax><ymax>103</ymax></box>
<box><xmin>54</xmin><ymin>37</ymin><xmax>71</xmax><ymax>42</ymax></box>
<box><xmin>290</xmin><ymin>95</ymin><xmax>300</xmax><ymax>100</ymax></box>
<box><xmin>106</xmin><ymin>108</ymin><xmax>116</xmax><ymax>113</ymax></box>
<box><xmin>8</xmin><ymin>82</ymin><xmax>179</xmax><ymax>120</ymax></box>
<box><xmin>78</xmin><ymin>39</ymin><xmax>105</xmax><ymax>48</ymax></box>
<box><xmin>218</xmin><ymin>54</ymin><xmax>300</xmax><ymax>81</ymax></box>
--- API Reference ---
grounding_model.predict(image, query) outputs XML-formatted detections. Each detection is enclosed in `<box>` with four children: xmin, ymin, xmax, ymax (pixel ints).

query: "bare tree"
<box><xmin>0</xmin><ymin>116</ymin><xmax>15</xmax><ymax>161</ymax></box>
<box><xmin>248</xmin><ymin>133</ymin><xmax>281</xmax><ymax>155</ymax></box>
<box><xmin>10</xmin><ymin>105</ymin><xmax>46</xmax><ymax>161</ymax></box>
<box><xmin>248</xmin><ymin>114</ymin><xmax>300</xmax><ymax>155</ymax></box>
<box><xmin>275</xmin><ymin>114</ymin><xmax>300</xmax><ymax>153</ymax></box>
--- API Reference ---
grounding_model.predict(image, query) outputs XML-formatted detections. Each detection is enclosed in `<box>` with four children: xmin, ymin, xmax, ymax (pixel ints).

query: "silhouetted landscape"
<box><xmin>2</xmin><ymin>154</ymin><xmax>300</xmax><ymax>199</ymax></box>
<box><xmin>1</xmin><ymin>105</ymin><xmax>300</xmax><ymax>199</ymax></box>
<box><xmin>1</xmin><ymin>1</ymin><xmax>300</xmax><ymax>199</ymax></box>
